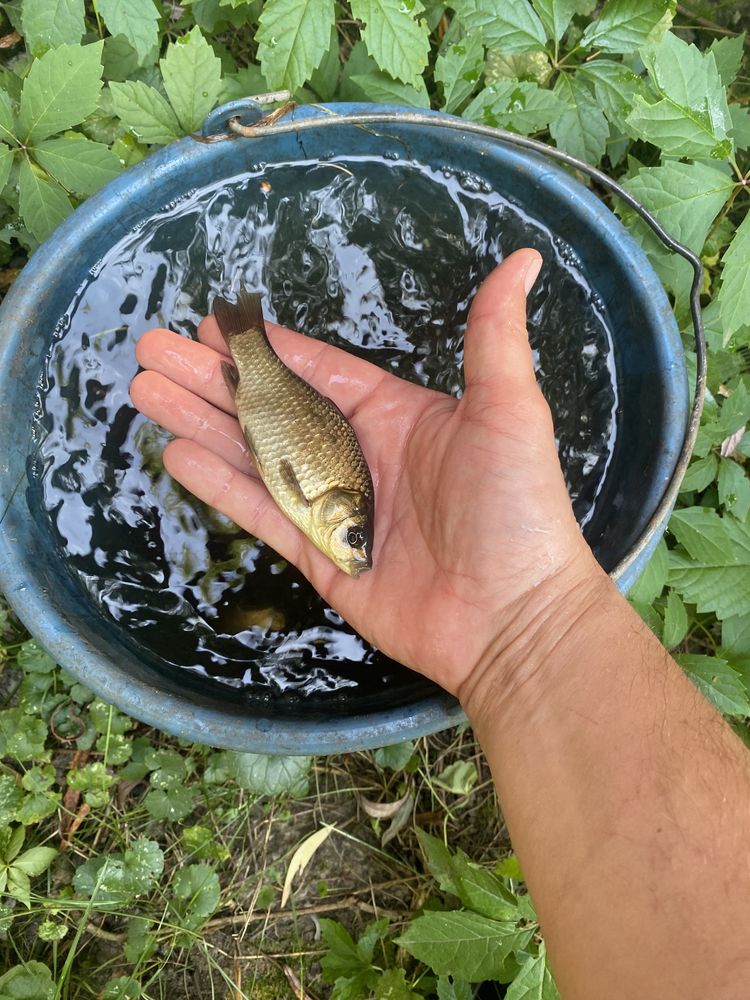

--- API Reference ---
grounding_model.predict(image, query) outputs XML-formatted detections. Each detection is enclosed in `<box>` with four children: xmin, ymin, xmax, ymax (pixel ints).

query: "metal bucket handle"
<box><xmin>198</xmin><ymin>97</ymin><xmax>706</xmax><ymax>582</ymax></box>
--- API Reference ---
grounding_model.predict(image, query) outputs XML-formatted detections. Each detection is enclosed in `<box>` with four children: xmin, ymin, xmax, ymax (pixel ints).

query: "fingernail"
<box><xmin>523</xmin><ymin>255</ymin><xmax>543</xmax><ymax>296</ymax></box>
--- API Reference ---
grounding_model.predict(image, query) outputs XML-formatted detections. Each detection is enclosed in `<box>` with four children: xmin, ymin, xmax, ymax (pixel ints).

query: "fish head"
<box><xmin>312</xmin><ymin>488</ymin><xmax>374</xmax><ymax>578</ymax></box>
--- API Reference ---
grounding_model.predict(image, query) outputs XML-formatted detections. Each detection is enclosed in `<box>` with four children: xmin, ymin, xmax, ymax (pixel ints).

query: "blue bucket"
<box><xmin>0</xmin><ymin>101</ymin><xmax>703</xmax><ymax>754</ymax></box>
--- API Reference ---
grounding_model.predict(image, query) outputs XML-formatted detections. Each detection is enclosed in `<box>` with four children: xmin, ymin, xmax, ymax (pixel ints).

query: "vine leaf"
<box><xmin>160</xmin><ymin>26</ymin><xmax>223</xmax><ymax>134</ymax></box>
<box><xmin>97</xmin><ymin>0</ymin><xmax>160</xmax><ymax>63</ymax></box>
<box><xmin>350</xmin><ymin>0</ymin><xmax>430</xmax><ymax>88</ymax></box>
<box><xmin>580</xmin><ymin>0</ymin><xmax>674</xmax><ymax>53</ymax></box>
<box><xmin>256</xmin><ymin>0</ymin><xmax>336</xmax><ymax>94</ymax></box>
<box><xmin>19</xmin><ymin>41</ymin><xmax>104</xmax><ymax>143</ymax></box>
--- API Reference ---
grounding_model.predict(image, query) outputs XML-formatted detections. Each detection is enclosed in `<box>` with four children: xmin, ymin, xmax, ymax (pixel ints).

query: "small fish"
<box><xmin>212</xmin><ymin>288</ymin><xmax>374</xmax><ymax>577</ymax></box>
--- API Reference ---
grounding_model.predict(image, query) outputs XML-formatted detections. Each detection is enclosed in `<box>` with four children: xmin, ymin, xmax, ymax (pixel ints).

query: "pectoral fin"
<box><xmin>279</xmin><ymin>459</ymin><xmax>310</xmax><ymax>508</ymax></box>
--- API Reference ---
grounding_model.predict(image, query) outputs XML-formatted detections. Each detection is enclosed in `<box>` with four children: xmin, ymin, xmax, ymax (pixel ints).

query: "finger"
<box><xmin>463</xmin><ymin>248</ymin><xmax>542</xmax><ymax>393</ymax></box>
<box><xmin>130</xmin><ymin>370</ymin><xmax>254</xmax><ymax>476</ymax></box>
<box><xmin>136</xmin><ymin>329</ymin><xmax>237</xmax><ymax>415</ymax></box>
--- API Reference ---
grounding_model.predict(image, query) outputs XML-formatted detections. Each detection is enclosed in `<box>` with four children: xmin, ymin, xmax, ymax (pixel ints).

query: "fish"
<box><xmin>212</xmin><ymin>288</ymin><xmax>374</xmax><ymax>577</ymax></box>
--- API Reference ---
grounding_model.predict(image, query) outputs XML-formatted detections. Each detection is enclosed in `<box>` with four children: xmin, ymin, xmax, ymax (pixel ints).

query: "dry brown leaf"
<box><xmin>359</xmin><ymin>785</ymin><xmax>411</xmax><ymax>819</ymax></box>
<box><xmin>0</xmin><ymin>31</ymin><xmax>21</xmax><ymax>49</ymax></box>
<box><xmin>721</xmin><ymin>425</ymin><xmax>746</xmax><ymax>458</ymax></box>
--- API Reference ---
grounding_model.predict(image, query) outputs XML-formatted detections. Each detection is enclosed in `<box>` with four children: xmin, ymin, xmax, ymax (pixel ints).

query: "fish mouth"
<box><xmin>345</xmin><ymin>547</ymin><xmax>372</xmax><ymax>578</ymax></box>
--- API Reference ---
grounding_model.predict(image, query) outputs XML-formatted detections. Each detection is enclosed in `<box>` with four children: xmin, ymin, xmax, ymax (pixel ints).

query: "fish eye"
<box><xmin>346</xmin><ymin>527</ymin><xmax>365</xmax><ymax>548</ymax></box>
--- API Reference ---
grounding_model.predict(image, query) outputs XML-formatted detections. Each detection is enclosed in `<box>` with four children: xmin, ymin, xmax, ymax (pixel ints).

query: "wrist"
<box><xmin>458</xmin><ymin>550</ymin><xmax>616</xmax><ymax>732</ymax></box>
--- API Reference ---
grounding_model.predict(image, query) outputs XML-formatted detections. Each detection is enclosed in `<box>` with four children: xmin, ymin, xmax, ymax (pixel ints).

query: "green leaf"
<box><xmin>144</xmin><ymin>785</ymin><xmax>198</xmax><ymax>821</ymax></box>
<box><xmin>436</xmin><ymin>977</ymin><xmax>473</xmax><ymax>1000</ymax></box>
<box><xmin>620</xmin><ymin>159</ymin><xmax>734</xmax><ymax>308</ymax></box>
<box><xmin>505</xmin><ymin>946</ymin><xmax>560</xmax><ymax>1000</ymax></box>
<box><xmin>100</xmin><ymin>977</ymin><xmax>140</xmax><ymax>1000</ymax></box>
<box><xmin>19</xmin><ymin>41</ymin><xmax>104</xmax><ymax>143</ymax></box>
<box><xmin>0</xmin><ymin>775</ymin><xmax>23</xmax><ymax>822</ymax></box>
<box><xmin>718</xmin><ymin>458</ymin><xmax>750</xmax><ymax>521</ymax></box>
<box><xmin>718</xmin><ymin>380</ymin><xmax>750</xmax><ymax>437</ymax></box>
<box><xmin>433</xmin><ymin>760</ymin><xmax>478</xmax><ymax>795</ymax></box>
<box><xmin>0</xmin><ymin>963</ymin><xmax>54</xmax><ymax>1000</ymax></box>
<box><xmin>218</xmin><ymin>64</ymin><xmax>268</xmax><ymax>103</ymax></box>
<box><xmin>624</xmin><ymin>161</ymin><xmax>733</xmax><ymax>253</ymax></box>
<box><xmin>373</xmin><ymin>741</ymin><xmax>415</xmax><ymax>771</ymax></box>
<box><xmin>109</xmin><ymin>80</ymin><xmax>181</xmax><ymax>145</ymax></box>
<box><xmin>452</xmin><ymin>0</ymin><xmax>546</xmax><ymax>53</ymax></box>
<box><xmin>722</xmin><ymin>614</ymin><xmax>750</xmax><ymax>657</ymax></box>
<box><xmin>550</xmin><ymin>72</ymin><xmax>608</xmax><ymax>165</ymax></box>
<box><xmin>0</xmin><ymin>145</ymin><xmax>14</xmax><ymax>195</ymax></box>
<box><xmin>464</xmin><ymin>81</ymin><xmax>566</xmax><ymax>134</ymax></box>
<box><xmin>348</xmin><ymin>71</ymin><xmax>429</xmax><ymax>108</ymax></box>
<box><xmin>668</xmin><ymin>507</ymin><xmax>750</xmax><ymax>620</ymax></box>
<box><xmin>729</xmin><ymin>105</ymin><xmax>750</xmax><ymax>152</ymax></box>
<box><xmin>719</xmin><ymin>211</ymin><xmax>750</xmax><ymax>339</ymax></box>
<box><xmin>450</xmin><ymin>855</ymin><xmax>519</xmax><ymax>920</ymax></box>
<box><xmin>37</xmin><ymin>919</ymin><xmax>68</xmax><ymax>942</ymax></box>
<box><xmin>626</xmin><ymin>33</ymin><xmax>732</xmax><ymax>159</ymax></box>
<box><xmin>373</xmin><ymin>968</ymin><xmax>421</xmax><ymax>999</ymax></box>
<box><xmin>581</xmin><ymin>0</ymin><xmax>674</xmax><ymax>52</ymax></box>
<box><xmin>12</xmin><ymin>846</ymin><xmax>56</xmax><ymax>877</ymax></box>
<box><xmin>676</xmin><ymin>654</ymin><xmax>750</xmax><ymax>717</ymax></box>
<box><xmin>16</xmin><ymin>640</ymin><xmax>55</xmax><ymax>674</ymax></box>
<box><xmin>97</xmin><ymin>0</ymin><xmax>160</xmax><ymax>62</ymax></box>
<box><xmin>435</xmin><ymin>34</ymin><xmax>484</xmax><ymax>114</ymax></box>
<box><xmin>680</xmin><ymin>453</ymin><xmax>719</xmax><ymax>494</ymax></box>
<box><xmin>309</xmin><ymin>24</ymin><xmax>341</xmax><ymax>100</ymax></box>
<box><xmin>0</xmin><ymin>707</ymin><xmax>48</xmax><ymax>761</ymax></box>
<box><xmin>416</xmin><ymin>830</ymin><xmax>461</xmax><ymax>895</ymax></box>
<box><xmin>485</xmin><ymin>49</ymin><xmax>551</xmax><ymax>86</ymax></box>
<box><xmin>709</xmin><ymin>33</ymin><xmax>745</xmax><ymax>88</ymax></box>
<box><xmin>20</xmin><ymin>0</ymin><xmax>85</xmax><ymax>57</ymax></box>
<box><xmin>257</xmin><ymin>0</ymin><xmax>336</xmax><ymax>94</ymax></box>
<box><xmin>18</xmin><ymin>157</ymin><xmax>72</xmax><ymax>242</ymax></box>
<box><xmin>73</xmin><ymin>839</ymin><xmax>163</xmax><ymax>903</ymax></box>
<box><xmin>6</xmin><ymin>867</ymin><xmax>31</xmax><ymax>908</ymax></box>
<box><xmin>160</xmin><ymin>26</ymin><xmax>223</xmax><ymax>134</ymax></box>
<box><xmin>125</xmin><ymin>916</ymin><xmax>157</xmax><ymax>965</ymax></box>
<box><xmin>225</xmin><ymin>751</ymin><xmax>312</xmax><ymax>796</ymax></box>
<box><xmin>531</xmin><ymin>0</ymin><xmax>576</xmax><ymax>43</ymax></box>
<box><xmin>578</xmin><ymin>59</ymin><xmax>649</xmax><ymax>131</ymax></box>
<box><xmin>0</xmin><ymin>88</ymin><xmax>17</xmax><ymax>144</ymax></box>
<box><xmin>170</xmin><ymin>863</ymin><xmax>220</xmax><ymax>931</ymax></box>
<box><xmin>320</xmin><ymin>918</ymin><xmax>379</xmax><ymax>991</ymax></box>
<box><xmin>627</xmin><ymin>537</ymin><xmax>668</xmax><ymax>604</ymax></box>
<box><xmin>397</xmin><ymin>911</ymin><xmax>533</xmax><ymax>980</ymax></box>
<box><xmin>1</xmin><ymin>825</ymin><xmax>25</xmax><ymax>863</ymax></box>
<box><xmin>125</xmin><ymin>839</ymin><xmax>165</xmax><ymax>894</ymax></box>
<box><xmin>350</xmin><ymin>0</ymin><xmax>430</xmax><ymax>88</ymax></box>
<box><xmin>32</xmin><ymin>136</ymin><xmax>120</xmax><ymax>196</ymax></box>
<box><xmin>180</xmin><ymin>824</ymin><xmax>231</xmax><ymax>862</ymax></box>
<box><xmin>662</xmin><ymin>590</ymin><xmax>689</xmax><ymax>649</ymax></box>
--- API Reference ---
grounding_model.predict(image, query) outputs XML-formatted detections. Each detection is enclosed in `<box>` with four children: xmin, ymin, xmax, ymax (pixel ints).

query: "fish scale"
<box><xmin>212</xmin><ymin>289</ymin><xmax>374</xmax><ymax>577</ymax></box>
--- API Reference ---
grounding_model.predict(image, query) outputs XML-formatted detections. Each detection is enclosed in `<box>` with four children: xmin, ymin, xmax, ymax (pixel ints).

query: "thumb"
<box><xmin>463</xmin><ymin>248</ymin><xmax>542</xmax><ymax>394</ymax></box>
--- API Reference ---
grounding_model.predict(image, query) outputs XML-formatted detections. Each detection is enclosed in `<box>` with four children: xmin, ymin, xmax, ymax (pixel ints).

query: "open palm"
<box><xmin>131</xmin><ymin>250</ymin><xmax>595</xmax><ymax>696</ymax></box>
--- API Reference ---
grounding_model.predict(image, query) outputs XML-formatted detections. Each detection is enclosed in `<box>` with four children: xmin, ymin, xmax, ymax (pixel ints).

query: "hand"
<box><xmin>130</xmin><ymin>249</ymin><xmax>602</xmax><ymax>697</ymax></box>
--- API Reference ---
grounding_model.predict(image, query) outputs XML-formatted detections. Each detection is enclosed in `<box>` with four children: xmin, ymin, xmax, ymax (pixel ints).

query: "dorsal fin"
<box><xmin>212</xmin><ymin>286</ymin><xmax>267</xmax><ymax>345</ymax></box>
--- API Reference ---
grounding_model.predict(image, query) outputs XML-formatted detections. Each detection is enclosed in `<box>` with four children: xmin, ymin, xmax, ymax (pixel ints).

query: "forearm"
<box><xmin>462</xmin><ymin>568</ymin><xmax>750</xmax><ymax>1000</ymax></box>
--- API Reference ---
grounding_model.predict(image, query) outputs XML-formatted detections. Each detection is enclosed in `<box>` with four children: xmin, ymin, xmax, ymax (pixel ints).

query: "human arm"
<box><xmin>131</xmin><ymin>249</ymin><xmax>750</xmax><ymax>998</ymax></box>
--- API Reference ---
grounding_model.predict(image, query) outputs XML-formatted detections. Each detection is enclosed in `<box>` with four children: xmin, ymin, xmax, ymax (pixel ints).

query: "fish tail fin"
<box><xmin>212</xmin><ymin>286</ymin><xmax>267</xmax><ymax>345</ymax></box>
